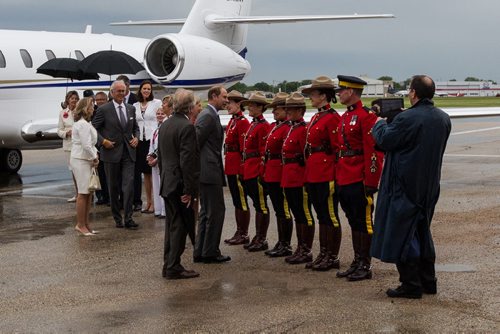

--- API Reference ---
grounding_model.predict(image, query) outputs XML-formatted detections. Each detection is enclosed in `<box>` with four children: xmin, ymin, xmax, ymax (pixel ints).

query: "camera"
<box><xmin>371</xmin><ymin>98</ymin><xmax>404</xmax><ymax>123</ymax></box>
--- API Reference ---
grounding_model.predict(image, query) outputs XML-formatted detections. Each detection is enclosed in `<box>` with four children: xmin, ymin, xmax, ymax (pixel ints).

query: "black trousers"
<box><xmin>337</xmin><ymin>181</ymin><xmax>373</xmax><ymax>233</ymax></box>
<box><xmin>227</xmin><ymin>174</ymin><xmax>249</xmax><ymax>211</ymax></box>
<box><xmin>133</xmin><ymin>139</ymin><xmax>151</xmax><ymax>205</ymax></box>
<box><xmin>284</xmin><ymin>186</ymin><xmax>314</xmax><ymax>226</ymax></box>
<box><xmin>96</xmin><ymin>155</ymin><xmax>109</xmax><ymax>202</ymax></box>
<box><xmin>104</xmin><ymin>150</ymin><xmax>135</xmax><ymax>224</ymax></box>
<box><xmin>307</xmin><ymin>181</ymin><xmax>340</xmax><ymax>226</ymax></box>
<box><xmin>163</xmin><ymin>194</ymin><xmax>190</xmax><ymax>275</ymax></box>
<box><xmin>267</xmin><ymin>181</ymin><xmax>291</xmax><ymax>220</ymax></box>
<box><xmin>194</xmin><ymin>183</ymin><xmax>226</xmax><ymax>258</ymax></box>
<box><xmin>244</xmin><ymin>177</ymin><xmax>269</xmax><ymax>214</ymax></box>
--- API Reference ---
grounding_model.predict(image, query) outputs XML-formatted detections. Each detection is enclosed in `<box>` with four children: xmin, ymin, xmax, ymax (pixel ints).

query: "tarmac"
<box><xmin>0</xmin><ymin>116</ymin><xmax>499</xmax><ymax>333</ymax></box>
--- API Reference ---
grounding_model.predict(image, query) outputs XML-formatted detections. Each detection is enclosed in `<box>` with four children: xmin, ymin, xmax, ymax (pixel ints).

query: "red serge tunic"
<box><xmin>224</xmin><ymin>111</ymin><xmax>250</xmax><ymax>176</ymax></box>
<box><xmin>304</xmin><ymin>105</ymin><xmax>341</xmax><ymax>183</ymax></box>
<box><xmin>336</xmin><ymin>100</ymin><xmax>383</xmax><ymax>188</ymax></box>
<box><xmin>281</xmin><ymin>118</ymin><xmax>307</xmax><ymax>188</ymax></box>
<box><xmin>263</xmin><ymin>120</ymin><xmax>291</xmax><ymax>183</ymax></box>
<box><xmin>242</xmin><ymin>115</ymin><xmax>271</xmax><ymax>181</ymax></box>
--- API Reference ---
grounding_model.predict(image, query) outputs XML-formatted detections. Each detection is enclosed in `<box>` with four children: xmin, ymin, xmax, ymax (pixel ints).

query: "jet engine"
<box><xmin>144</xmin><ymin>33</ymin><xmax>250</xmax><ymax>85</ymax></box>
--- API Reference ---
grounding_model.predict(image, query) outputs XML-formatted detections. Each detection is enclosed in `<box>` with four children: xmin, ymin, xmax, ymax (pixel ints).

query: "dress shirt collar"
<box><xmin>113</xmin><ymin>100</ymin><xmax>125</xmax><ymax>110</ymax></box>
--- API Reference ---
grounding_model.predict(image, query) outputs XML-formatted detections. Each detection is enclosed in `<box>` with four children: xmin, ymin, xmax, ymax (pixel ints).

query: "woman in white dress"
<box><xmin>134</xmin><ymin>80</ymin><xmax>162</xmax><ymax>214</ymax></box>
<box><xmin>147</xmin><ymin>107</ymin><xmax>168</xmax><ymax>218</ymax></box>
<box><xmin>70</xmin><ymin>97</ymin><xmax>99</xmax><ymax>236</ymax></box>
<box><xmin>57</xmin><ymin>90</ymin><xmax>79</xmax><ymax>202</ymax></box>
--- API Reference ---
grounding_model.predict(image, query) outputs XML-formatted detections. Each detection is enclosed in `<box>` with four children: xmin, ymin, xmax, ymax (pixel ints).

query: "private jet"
<box><xmin>0</xmin><ymin>0</ymin><xmax>394</xmax><ymax>173</ymax></box>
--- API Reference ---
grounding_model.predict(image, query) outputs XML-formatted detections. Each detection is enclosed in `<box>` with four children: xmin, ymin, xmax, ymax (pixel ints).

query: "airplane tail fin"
<box><xmin>180</xmin><ymin>0</ymin><xmax>251</xmax><ymax>54</ymax></box>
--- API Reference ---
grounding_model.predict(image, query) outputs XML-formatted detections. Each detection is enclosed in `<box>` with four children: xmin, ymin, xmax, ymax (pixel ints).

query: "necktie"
<box><xmin>118</xmin><ymin>105</ymin><xmax>127</xmax><ymax>128</ymax></box>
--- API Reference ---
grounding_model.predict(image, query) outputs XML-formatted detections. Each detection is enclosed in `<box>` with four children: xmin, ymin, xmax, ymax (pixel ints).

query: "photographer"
<box><xmin>370</xmin><ymin>75</ymin><xmax>452</xmax><ymax>299</ymax></box>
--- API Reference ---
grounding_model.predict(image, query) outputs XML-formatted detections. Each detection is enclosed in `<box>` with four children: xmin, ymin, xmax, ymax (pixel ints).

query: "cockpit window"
<box><xmin>0</xmin><ymin>50</ymin><xmax>5</xmax><ymax>68</ymax></box>
<box><xmin>20</xmin><ymin>49</ymin><xmax>33</xmax><ymax>68</ymax></box>
<box><xmin>75</xmin><ymin>50</ymin><xmax>85</xmax><ymax>60</ymax></box>
<box><xmin>45</xmin><ymin>50</ymin><xmax>56</xmax><ymax>60</ymax></box>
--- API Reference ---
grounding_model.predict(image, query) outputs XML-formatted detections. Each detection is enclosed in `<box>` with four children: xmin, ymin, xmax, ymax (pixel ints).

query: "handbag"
<box><xmin>88</xmin><ymin>167</ymin><xmax>101</xmax><ymax>192</ymax></box>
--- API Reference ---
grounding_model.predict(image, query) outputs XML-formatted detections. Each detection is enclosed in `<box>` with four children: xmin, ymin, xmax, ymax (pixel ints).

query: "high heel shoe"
<box><xmin>141</xmin><ymin>204</ymin><xmax>154</xmax><ymax>214</ymax></box>
<box><xmin>75</xmin><ymin>226</ymin><xmax>94</xmax><ymax>236</ymax></box>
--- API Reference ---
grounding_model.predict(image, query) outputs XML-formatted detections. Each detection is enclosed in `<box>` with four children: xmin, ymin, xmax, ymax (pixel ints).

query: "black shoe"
<box><xmin>386</xmin><ymin>285</ymin><xmax>422</xmax><ymax>299</ymax></box>
<box><xmin>125</xmin><ymin>221</ymin><xmax>139</xmax><ymax>229</ymax></box>
<box><xmin>133</xmin><ymin>204</ymin><xmax>142</xmax><ymax>212</ymax></box>
<box><xmin>265</xmin><ymin>241</ymin><xmax>282</xmax><ymax>256</ymax></box>
<box><xmin>422</xmin><ymin>283</ymin><xmax>437</xmax><ymax>295</ymax></box>
<box><xmin>115</xmin><ymin>221</ymin><xmax>124</xmax><ymax>228</ymax></box>
<box><xmin>96</xmin><ymin>199</ymin><xmax>108</xmax><ymax>205</ymax></box>
<box><xmin>165</xmin><ymin>270</ymin><xmax>200</xmax><ymax>280</ymax></box>
<box><xmin>193</xmin><ymin>256</ymin><xmax>203</xmax><ymax>263</ymax></box>
<box><xmin>202</xmin><ymin>255</ymin><xmax>231</xmax><ymax>263</ymax></box>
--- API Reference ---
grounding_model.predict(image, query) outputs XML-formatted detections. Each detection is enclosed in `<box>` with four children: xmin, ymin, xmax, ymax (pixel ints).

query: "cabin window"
<box><xmin>0</xmin><ymin>50</ymin><xmax>5</xmax><ymax>68</ymax></box>
<box><xmin>75</xmin><ymin>50</ymin><xmax>85</xmax><ymax>60</ymax></box>
<box><xmin>45</xmin><ymin>50</ymin><xmax>56</xmax><ymax>60</ymax></box>
<box><xmin>20</xmin><ymin>49</ymin><xmax>33</xmax><ymax>68</ymax></box>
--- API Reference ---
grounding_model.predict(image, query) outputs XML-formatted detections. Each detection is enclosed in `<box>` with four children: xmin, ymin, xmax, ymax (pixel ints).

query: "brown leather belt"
<box><xmin>282</xmin><ymin>157</ymin><xmax>300</xmax><ymax>164</ymax></box>
<box><xmin>265</xmin><ymin>153</ymin><xmax>282</xmax><ymax>160</ymax></box>
<box><xmin>337</xmin><ymin>149</ymin><xmax>363</xmax><ymax>158</ymax></box>
<box><xmin>242</xmin><ymin>151</ymin><xmax>260</xmax><ymax>161</ymax></box>
<box><xmin>306</xmin><ymin>144</ymin><xmax>332</xmax><ymax>156</ymax></box>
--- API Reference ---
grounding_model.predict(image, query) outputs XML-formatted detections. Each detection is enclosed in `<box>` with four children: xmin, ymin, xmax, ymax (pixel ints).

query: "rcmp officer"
<box><xmin>280</xmin><ymin>92</ymin><xmax>315</xmax><ymax>264</ymax></box>
<box><xmin>241</xmin><ymin>92</ymin><xmax>272</xmax><ymax>252</ymax></box>
<box><xmin>335</xmin><ymin>75</ymin><xmax>384</xmax><ymax>281</ymax></box>
<box><xmin>223</xmin><ymin>90</ymin><xmax>251</xmax><ymax>246</ymax></box>
<box><xmin>262</xmin><ymin>93</ymin><xmax>293</xmax><ymax>257</ymax></box>
<box><xmin>298</xmin><ymin>75</ymin><xmax>342</xmax><ymax>270</ymax></box>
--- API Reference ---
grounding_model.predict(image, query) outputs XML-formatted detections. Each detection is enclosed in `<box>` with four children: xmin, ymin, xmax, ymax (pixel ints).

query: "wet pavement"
<box><xmin>0</xmin><ymin>116</ymin><xmax>499</xmax><ymax>332</ymax></box>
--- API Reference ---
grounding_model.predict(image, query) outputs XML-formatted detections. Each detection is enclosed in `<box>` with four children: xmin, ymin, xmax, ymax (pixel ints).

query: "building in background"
<box><xmin>435</xmin><ymin>81</ymin><xmax>500</xmax><ymax>97</ymax></box>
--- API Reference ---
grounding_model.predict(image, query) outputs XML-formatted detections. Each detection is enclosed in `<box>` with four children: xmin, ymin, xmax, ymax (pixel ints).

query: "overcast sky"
<box><xmin>1</xmin><ymin>0</ymin><xmax>499</xmax><ymax>84</ymax></box>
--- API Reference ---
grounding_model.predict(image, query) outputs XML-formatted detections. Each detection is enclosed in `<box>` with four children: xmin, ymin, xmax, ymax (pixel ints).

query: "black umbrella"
<box><xmin>79</xmin><ymin>50</ymin><xmax>145</xmax><ymax>76</ymax></box>
<box><xmin>36</xmin><ymin>58</ymin><xmax>99</xmax><ymax>80</ymax></box>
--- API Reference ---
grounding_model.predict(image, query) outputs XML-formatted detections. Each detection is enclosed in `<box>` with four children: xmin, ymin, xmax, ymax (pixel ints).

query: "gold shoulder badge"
<box><xmin>370</xmin><ymin>153</ymin><xmax>377</xmax><ymax>173</ymax></box>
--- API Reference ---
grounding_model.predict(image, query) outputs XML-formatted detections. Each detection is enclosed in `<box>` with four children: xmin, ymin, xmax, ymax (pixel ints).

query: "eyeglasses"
<box><xmin>114</xmin><ymin>89</ymin><xmax>126</xmax><ymax>93</ymax></box>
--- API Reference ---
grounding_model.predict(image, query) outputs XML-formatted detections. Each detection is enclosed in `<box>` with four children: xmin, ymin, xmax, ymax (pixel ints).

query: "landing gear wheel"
<box><xmin>0</xmin><ymin>149</ymin><xmax>22</xmax><ymax>173</ymax></box>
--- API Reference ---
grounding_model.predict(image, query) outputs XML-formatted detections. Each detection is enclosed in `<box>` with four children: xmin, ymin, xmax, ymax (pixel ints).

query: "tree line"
<box><xmin>232</xmin><ymin>76</ymin><xmax>498</xmax><ymax>94</ymax></box>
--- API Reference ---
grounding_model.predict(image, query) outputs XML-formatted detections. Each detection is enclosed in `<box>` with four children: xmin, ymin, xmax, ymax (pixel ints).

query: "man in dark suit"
<box><xmin>117</xmin><ymin>74</ymin><xmax>138</xmax><ymax>106</ymax></box>
<box><xmin>193</xmin><ymin>85</ymin><xmax>231</xmax><ymax>263</ymax></box>
<box><xmin>158</xmin><ymin>89</ymin><xmax>200</xmax><ymax>279</ymax></box>
<box><xmin>92</xmin><ymin>80</ymin><xmax>140</xmax><ymax>229</ymax></box>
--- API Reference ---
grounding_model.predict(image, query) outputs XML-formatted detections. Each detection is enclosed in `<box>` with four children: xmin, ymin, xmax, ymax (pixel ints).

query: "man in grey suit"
<box><xmin>158</xmin><ymin>89</ymin><xmax>200</xmax><ymax>279</ymax></box>
<box><xmin>193</xmin><ymin>85</ymin><xmax>231</xmax><ymax>263</ymax></box>
<box><xmin>92</xmin><ymin>80</ymin><xmax>140</xmax><ymax>229</ymax></box>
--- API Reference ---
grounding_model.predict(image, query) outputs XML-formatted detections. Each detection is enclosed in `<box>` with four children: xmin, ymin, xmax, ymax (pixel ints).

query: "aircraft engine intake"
<box><xmin>144</xmin><ymin>35</ymin><xmax>184</xmax><ymax>82</ymax></box>
<box><xmin>143</xmin><ymin>33</ymin><xmax>251</xmax><ymax>85</ymax></box>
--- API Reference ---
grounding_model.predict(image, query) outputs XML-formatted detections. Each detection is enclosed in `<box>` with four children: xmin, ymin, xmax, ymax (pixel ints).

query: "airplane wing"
<box><xmin>110</xmin><ymin>19</ymin><xmax>186</xmax><ymax>26</ymax></box>
<box><xmin>110</xmin><ymin>14</ymin><xmax>394</xmax><ymax>26</ymax></box>
<box><xmin>208</xmin><ymin>14</ymin><xmax>395</xmax><ymax>24</ymax></box>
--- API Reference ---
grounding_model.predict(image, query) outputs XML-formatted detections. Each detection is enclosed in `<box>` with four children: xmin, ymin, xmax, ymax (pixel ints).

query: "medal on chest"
<box><xmin>350</xmin><ymin>115</ymin><xmax>358</xmax><ymax>126</ymax></box>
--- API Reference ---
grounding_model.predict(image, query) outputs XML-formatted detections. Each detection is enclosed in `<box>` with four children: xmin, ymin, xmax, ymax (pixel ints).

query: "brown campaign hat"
<box><xmin>284</xmin><ymin>92</ymin><xmax>307</xmax><ymax>109</ymax></box>
<box><xmin>265</xmin><ymin>92</ymin><xmax>289</xmax><ymax>109</ymax></box>
<box><xmin>227</xmin><ymin>90</ymin><xmax>247</xmax><ymax>102</ymax></box>
<box><xmin>301</xmin><ymin>75</ymin><xmax>336</xmax><ymax>95</ymax></box>
<box><xmin>241</xmin><ymin>92</ymin><xmax>268</xmax><ymax>110</ymax></box>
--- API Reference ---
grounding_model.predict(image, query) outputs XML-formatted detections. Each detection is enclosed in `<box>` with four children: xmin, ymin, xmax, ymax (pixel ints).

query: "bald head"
<box><xmin>410</xmin><ymin>75</ymin><xmax>435</xmax><ymax>100</ymax></box>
